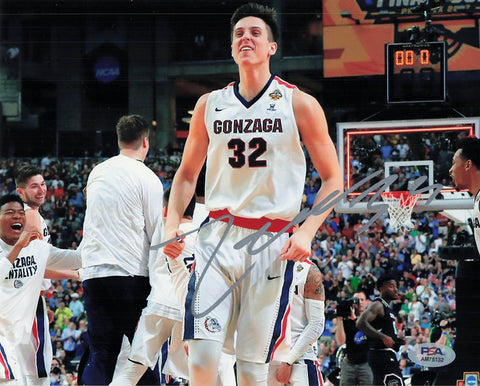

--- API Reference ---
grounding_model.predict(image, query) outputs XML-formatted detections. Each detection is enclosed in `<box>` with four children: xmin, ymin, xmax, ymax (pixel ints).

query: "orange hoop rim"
<box><xmin>381</xmin><ymin>191</ymin><xmax>421</xmax><ymax>208</ymax></box>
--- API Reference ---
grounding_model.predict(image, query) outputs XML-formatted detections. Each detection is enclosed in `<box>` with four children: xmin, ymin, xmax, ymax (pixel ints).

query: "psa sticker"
<box><xmin>408</xmin><ymin>343</ymin><xmax>456</xmax><ymax>367</ymax></box>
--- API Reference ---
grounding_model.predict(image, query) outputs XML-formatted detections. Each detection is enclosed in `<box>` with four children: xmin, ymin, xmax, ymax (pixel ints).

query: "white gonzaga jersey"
<box><xmin>192</xmin><ymin>202</ymin><xmax>209</xmax><ymax>229</ymax></box>
<box><xmin>147</xmin><ymin>221</ymin><xmax>196</xmax><ymax>318</ymax></box>
<box><xmin>290</xmin><ymin>260</ymin><xmax>317</xmax><ymax>361</ymax></box>
<box><xmin>204</xmin><ymin>75</ymin><xmax>306</xmax><ymax>221</ymax></box>
<box><xmin>0</xmin><ymin>239</ymin><xmax>81</xmax><ymax>348</ymax></box>
<box><xmin>163</xmin><ymin>221</ymin><xmax>197</xmax><ymax>308</ymax></box>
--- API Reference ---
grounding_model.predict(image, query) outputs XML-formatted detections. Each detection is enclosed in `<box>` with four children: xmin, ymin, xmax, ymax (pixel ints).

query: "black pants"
<box><xmin>81</xmin><ymin>275</ymin><xmax>154</xmax><ymax>385</ymax></box>
<box><xmin>368</xmin><ymin>349</ymin><xmax>405</xmax><ymax>386</ymax></box>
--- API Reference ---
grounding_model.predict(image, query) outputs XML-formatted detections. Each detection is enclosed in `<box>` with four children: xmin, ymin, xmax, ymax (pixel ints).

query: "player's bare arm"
<box><xmin>335</xmin><ymin>316</ymin><xmax>346</xmax><ymax>346</ymax></box>
<box><xmin>304</xmin><ymin>263</ymin><xmax>325</xmax><ymax>301</ymax></box>
<box><xmin>6</xmin><ymin>230</ymin><xmax>42</xmax><ymax>263</ymax></box>
<box><xmin>164</xmin><ymin>93</ymin><xmax>209</xmax><ymax>259</ymax></box>
<box><xmin>24</xmin><ymin>208</ymin><xmax>79</xmax><ymax>280</ymax></box>
<box><xmin>24</xmin><ymin>209</ymin><xmax>42</xmax><ymax>234</ymax></box>
<box><xmin>280</xmin><ymin>89</ymin><xmax>342</xmax><ymax>262</ymax></box>
<box><xmin>356</xmin><ymin>301</ymin><xmax>394</xmax><ymax>347</ymax></box>
<box><xmin>45</xmin><ymin>269</ymin><xmax>80</xmax><ymax>281</ymax></box>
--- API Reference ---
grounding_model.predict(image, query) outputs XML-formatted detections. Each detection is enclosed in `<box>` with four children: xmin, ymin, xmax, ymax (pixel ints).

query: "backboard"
<box><xmin>335</xmin><ymin>117</ymin><xmax>480</xmax><ymax>214</ymax></box>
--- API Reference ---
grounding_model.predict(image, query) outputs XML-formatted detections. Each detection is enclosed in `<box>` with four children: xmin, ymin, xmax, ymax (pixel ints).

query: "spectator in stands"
<box><xmin>338</xmin><ymin>255</ymin><xmax>353</xmax><ymax>278</ymax></box>
<box><xmin>55</xmin><ymin>300</ymin><xmax>73</xmax><ymax>330</ymax></box>
<box><xmin>61</xmin><ymin>322</ymin><xmax>80</xmax><ymax>369</ymax></box>
<box><xmin>69</xmin><ymin>293</ymin><xmax>84</xmax><ymax>321</ymax></box>
<box><xmin>75</xmin><ymin>319</ymin><xmax>89</xmax><ymax>360</ymax></box>
<box><xmin>50</xmin><ymin>290</ymin><xmax>62</xmax><ymax>310</ymax></box>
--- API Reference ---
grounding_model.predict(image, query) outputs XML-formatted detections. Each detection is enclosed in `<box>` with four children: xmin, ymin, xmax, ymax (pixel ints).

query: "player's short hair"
<box><xmin>231</xmin><ymin>2</ymin><xmax>279</xmax><ymax>42</ymax></box>
<box><xmin>116</xmin><ymin>114</ymin><xmax>150</xmax><ymax>145</ymax></box>
<box><xmin>457</xmin><ymin>136</ymin><xmax>480</xmax><ymax>169</ymax></box>
<box><xmin>353</xmin><ymin>290</ymin><xmax>367</xmax><ymax>298</ymax></box>
<box><xmin>15</xmin><ymin>164</ymin><xmax>43</xmax><ymax>188</ymax></box>
<box><xmin>0</xmin><ymin>194</ymin><xmax>24</xmax><ymax>210</ymax></box>
<box><xmin>163</xmin><ymin>187</ymin><xmax>196</xmax><ymax>219</ymax></box>
<box><xmin>376</xmin><ymin>275</ymin><xmax>395</xmax><ymax>290</ymax></box>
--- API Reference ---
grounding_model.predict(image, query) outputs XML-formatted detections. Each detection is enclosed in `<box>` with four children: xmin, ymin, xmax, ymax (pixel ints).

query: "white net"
<box><xmin>381</xmin><ymin>192</ymin><xmax>420</xmax><ymax>233</ymax></box>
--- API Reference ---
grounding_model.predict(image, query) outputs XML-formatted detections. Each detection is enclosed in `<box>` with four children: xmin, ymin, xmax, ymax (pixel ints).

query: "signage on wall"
<box><xmin>94</xmin><ymin>56</ymin><xmax>121</xmax><ymax>84</ymax></box>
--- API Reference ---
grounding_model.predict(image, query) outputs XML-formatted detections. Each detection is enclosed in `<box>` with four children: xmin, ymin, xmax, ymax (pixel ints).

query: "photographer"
<box><xmin>429</xmin><ymin>312</ymin><xmax>455</xmax><ymax>348</ymax></box>
<box><xmin>335</xmin><ymin>291</ymin><xmax>373</xmax><ymax>385</ymax></box>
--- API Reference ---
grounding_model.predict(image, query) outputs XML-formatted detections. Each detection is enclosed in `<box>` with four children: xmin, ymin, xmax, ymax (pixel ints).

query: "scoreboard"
<box><xmin>386</xmin><ymin>41</ymin><xmax>446</xmax><ymax>103</ymax></box>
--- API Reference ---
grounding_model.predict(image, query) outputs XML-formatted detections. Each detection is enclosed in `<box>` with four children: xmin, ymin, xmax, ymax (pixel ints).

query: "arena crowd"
<box><xmin>0</xmin><ymin>145</ymin><xmax>458</xmax><ymax>385</ymax></box>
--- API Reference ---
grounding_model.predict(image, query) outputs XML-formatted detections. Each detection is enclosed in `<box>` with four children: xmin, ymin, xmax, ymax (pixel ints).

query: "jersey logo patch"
<box><xmin>14</xmin><ymin>279</ymin><xmax>23</xmax><ymax>289</ymax></box>
<box><xmin>267</xmin><ymin>275</ymin><xmax>281</xmax><ymax>280</ymax></box>
<box><xmin>204</xmin><ymin>317</ymin><xmax>221</xmax><ymax>333</ymax></box>
<box><xmin>268</xmin><ymin>89</ymin><xmax>282</xmax><ymax>100</ymax></box>
<box><xmin>267</xmin><ymin>103</ymin><xmax>276</xmax><ymax>111</ymax></box>
<box><xmin>215</xmin><ymin>107</ymin><xmax>226</xmax><ymax>112</ymax></box>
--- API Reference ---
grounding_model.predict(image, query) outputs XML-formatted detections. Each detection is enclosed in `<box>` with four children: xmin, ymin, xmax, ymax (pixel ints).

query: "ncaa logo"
<box><xmin>204</xmin><ymin>317</ymin><xmax>222</xmax><ymax>333</ymax></box>
<box><xmin>465</xmin><ymin>373</ymin><xmax>478</xmax><ymax>386</ymax></box>
<box><xmin>14</xmin><ymin>279</ymin><xmax>23</xmax><ymax>289</ymax></box>
<box><xmin>353</xmin><ymin>330</ymin><xmax>367</xmax><ymax>345</ymax></box>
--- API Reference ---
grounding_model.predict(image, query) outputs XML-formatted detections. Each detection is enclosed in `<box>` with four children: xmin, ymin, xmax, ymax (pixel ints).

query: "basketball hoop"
<box><xmin>381</xmin><ymin>191</ymin><xmax>421</xmax><ymax>233</ymax></box>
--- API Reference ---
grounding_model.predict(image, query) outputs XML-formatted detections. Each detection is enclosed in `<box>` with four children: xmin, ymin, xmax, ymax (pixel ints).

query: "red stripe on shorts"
<box><xmin>270</xmin><ymin>304</ymin><xmax>291</xmax><ymax>360</ymax></box>
<box><xmin>209</xmin><ymin>209</ymin><xmax>294</xmax><ymax>233</ymax></box>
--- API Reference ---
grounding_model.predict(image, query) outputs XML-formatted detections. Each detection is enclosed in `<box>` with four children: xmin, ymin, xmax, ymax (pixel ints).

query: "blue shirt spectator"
<box><xmin>69</xmin><ymin>293</ymin><xmax>84</xmax><ymax>319</ymax></box>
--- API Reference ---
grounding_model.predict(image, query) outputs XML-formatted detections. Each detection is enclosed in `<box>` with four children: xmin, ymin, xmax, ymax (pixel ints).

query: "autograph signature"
<box><xmin>153</xmin><ymin>171</ymin><xmax>443</xmax><ymax>318</ymax></box>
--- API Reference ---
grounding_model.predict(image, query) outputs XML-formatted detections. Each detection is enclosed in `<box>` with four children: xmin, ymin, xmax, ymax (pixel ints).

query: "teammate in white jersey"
<box><xmin>449</xmin><ymin>136</ymin><xmax>480</xmax><ymax>247</ymax></box>
<box><xmin>81</xmin><ymin>114</ymin><xmax>164</xmax><ymax>385</ymax></box>
<box><xmin>163</xmin><ymin>3</ymin><xmax>342</xmax><ymax>385</ymax></box>
<box><xmin>0</xmin><ymin>195</ymin><xmax>81</xmax><ymax>385</ymax></box>
<box><xmin>111</xmin><ymin>189</ymin><xmax>195</xmax><ymax>385</ymax></box>
<box><xmin>15</xmin><ymin>164</ymin><xmax>80</xmax><ymax>386</ymax></box>
<box><xmin>268</xmin><ymin>260</ymin><xmax>325</xmax><ymax>386</ymax></box>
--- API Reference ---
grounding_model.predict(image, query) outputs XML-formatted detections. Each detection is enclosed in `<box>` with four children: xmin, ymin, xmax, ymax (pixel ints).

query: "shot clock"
<box><xmin>386</xmin><ymin>41</ymin><xmax>446</xmax><ymax>103</ymax></box>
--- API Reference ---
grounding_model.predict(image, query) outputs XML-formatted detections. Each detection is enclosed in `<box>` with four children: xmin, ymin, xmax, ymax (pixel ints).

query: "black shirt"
<box><xmin>369</xmin><ymin>297</ymin><xmax>398</xmax><ymax>350</ymax></box>
<box><xmin>343</xmin><ymin>318</ymin><xmax>369</xmax><ymax>364</ymax></box>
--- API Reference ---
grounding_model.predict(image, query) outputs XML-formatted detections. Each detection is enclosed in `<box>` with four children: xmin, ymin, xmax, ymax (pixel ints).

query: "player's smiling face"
<box><xmin>449</xmin><ymin>149</ymin><xmax>469</xmax><ymax>191</ymax></box>
<box><xmin>17</xmin><ymin>174</ymin><xmax>46</xmax><ymax>209</ymax></box>
<box><xmin>0</xmin><ymin>201</ymin><xmax>26</xmax><ymax>245</ymax></box>
<box><xmin>231</xmin><ymin>16</ymin><xmax>277</xmax><ymax>66</ymax></box>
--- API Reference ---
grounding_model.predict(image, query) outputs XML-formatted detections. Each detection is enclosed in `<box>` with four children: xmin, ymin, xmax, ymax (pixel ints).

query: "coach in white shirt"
<box><xmin>80</xmin><ymin>115</ymin><xmax>164</xmax><ymax>385</ymax></box>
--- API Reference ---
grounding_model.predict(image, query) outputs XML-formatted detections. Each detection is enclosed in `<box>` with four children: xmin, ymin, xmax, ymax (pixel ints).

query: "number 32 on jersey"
<box><xmin>228</xmin><ymin>137</ymin><xmax>267</xmax><ymax>168</ymax></box>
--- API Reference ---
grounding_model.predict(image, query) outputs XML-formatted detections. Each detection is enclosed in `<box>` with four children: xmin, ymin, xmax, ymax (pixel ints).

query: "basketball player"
<box><xmin>15</xmin><ymin>164</ymin><xmax>79</xmax><ymax>386</ymax></box>
<box><xmin>81</xmin><ymin>114</ymin><xmax>164</xmax><ymax>385</ymax></box>
<box><xmin>0</xmin><ymin>194</ymin><xmax>81</xmax><ymax>385</ymax></box>
<box><xmin>190</xmin><ymin>166</ymin><xmax>238</xmax><ymax>386</ymax></box>
<box><xmin>356</xmin><ymin>277</ymin><xmax>405</xmax><ymax>386</ymax></box>
<box><xmin>268</xmin><ymin>260</ymin><xmax>325</xmax><ymax>386</ymax></box>
<box><xmin>110</xmin><ymin>188</ymin><xmax>195</xmax><ymax>385</ymax></box>
<box><xmin>168</xmin><ymin>179</ymin><xmax>238</xmax><ymax>386</ymax></box>
<box><xmin>449</xmin><ymin>136</ymin><xmax>480</xmax><ymax>247</ymax></box>
<box><xmin>163</xmin><ymin>3</ymin><xmax>342</xmax><ymax>384</ymax></box>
